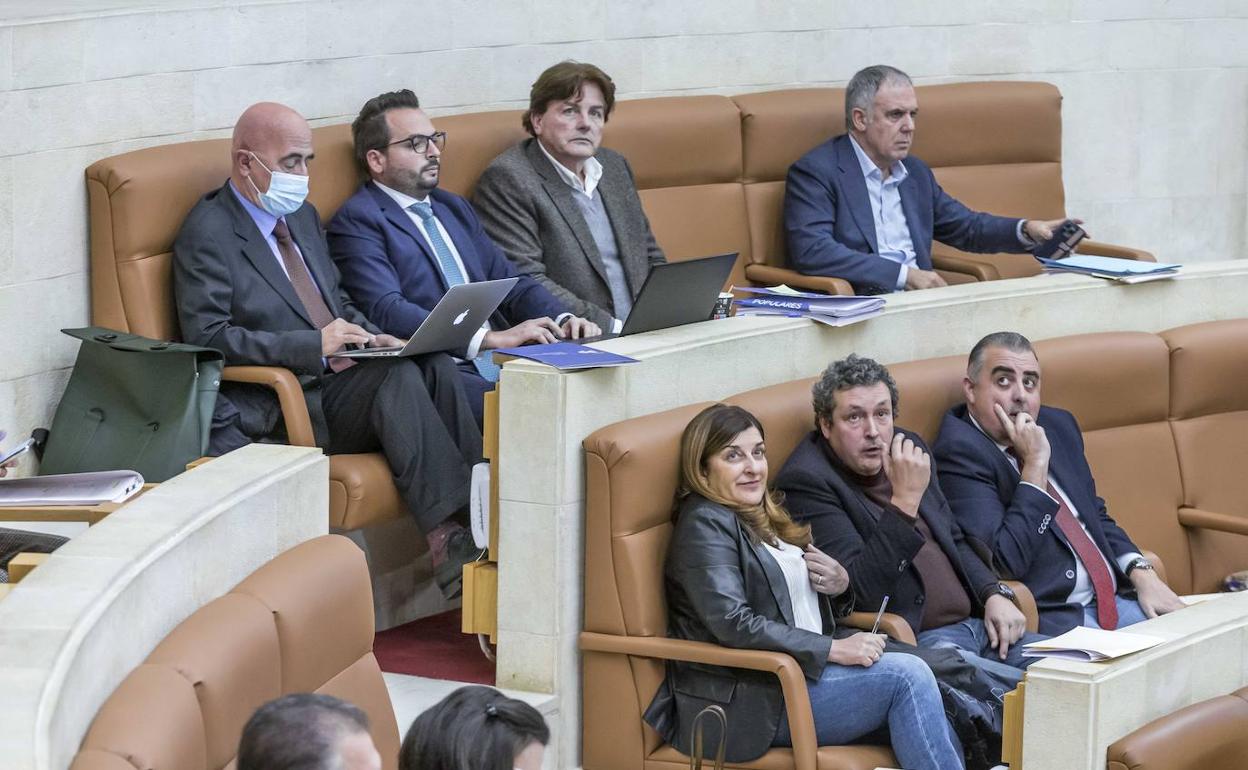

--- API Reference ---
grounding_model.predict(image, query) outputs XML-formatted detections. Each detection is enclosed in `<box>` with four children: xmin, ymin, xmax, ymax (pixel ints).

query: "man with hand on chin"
<box><xmin>174</xmin><ymin>101</ymin><xmax>485</xmax><ymax>599</ymax></box>
<box><xmin>775</xmin><ymin>355</ymin><xmax>1044</xmax><ymax>685</ymax></box>
<box><xmin>933</xmin><ymin>332</ymin><xmax>1184</xmax><ymax>635</ymax></box>
<box><xmin>329</xmin><ymin>90</ymin><xmax>599</xmax><ymax>429</ymax></box>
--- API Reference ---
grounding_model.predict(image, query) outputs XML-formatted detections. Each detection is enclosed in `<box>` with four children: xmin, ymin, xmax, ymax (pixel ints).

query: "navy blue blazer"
<box><xmin>932</xmin><ymin>404</ymin><xmax>1141</xmax><ymax>635</ymax></box>
<box><xmin>774</xmin><ymin>429</ymin><xmax>999</xmax><ymax>634</ymax></box>
<box><xmin>784</xmin><ymin>134</ymin><xmax>1025</xmax><ymax>294</ymax></box>
<box><xmin>327</xmin><ymin>183</ymin><xmax>566</xmax><ymax>344</ymax></box>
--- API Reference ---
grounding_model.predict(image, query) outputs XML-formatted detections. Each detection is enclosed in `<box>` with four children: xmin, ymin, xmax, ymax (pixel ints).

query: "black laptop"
<box><xmin>582</xmin><ymin>252</ymin><xmax>738</xmax><ymax>342</ymax></box>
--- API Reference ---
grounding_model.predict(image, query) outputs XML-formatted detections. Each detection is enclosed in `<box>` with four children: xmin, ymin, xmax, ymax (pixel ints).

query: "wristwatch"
<box><xmin>985</xmin><ymin>582</ymin><xmax>1017</xmax><ymax>603</ymax></box>
<box><xmin>1126</xmin><ymin>557</ymin><xmax>1155</xmax><ymax>577</ymax></box>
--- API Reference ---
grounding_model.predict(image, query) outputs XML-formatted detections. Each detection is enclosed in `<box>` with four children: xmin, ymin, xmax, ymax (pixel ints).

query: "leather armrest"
<box><xmin>579</xmin><ymin>632</ymin><xmax>818</xmax><ymax>770</ymax></box>
<box><xmin>1178</xmin><ymin>507</ymin><xmax>1248</xmax><ymax>538</ymax></box>
<box><xmin>843</xmin><ymin>611</ymin><xmax>917</xmax><ymax>646</ymax></box>
<box><xmin>1138</xmin><ymin>549</ymin><xmax>1169</xmax><ymax>587</ymax></box>
<box><xmin>1003</xmin><ymin>580</ymin><xmax>1040</xmax><ymax>633</ymax></box>
<box><xmin>744</xmin><ymin>263</ymin><xmax>855</xmax><ymax>296</ymax></box>
<box><xmin>221</xmin><ymin>365</ymin><xmax>316</xmax><ymax>447</ymax></box>
<box><xmin>1078</xmin><ymin>240</ymin><xmax>1155</xmax><ymax>263</ymax></box>
<box><xmin>930</xmin><ymin>253</ymin><xmax>1001</xmax><ymax>282</ymax></box>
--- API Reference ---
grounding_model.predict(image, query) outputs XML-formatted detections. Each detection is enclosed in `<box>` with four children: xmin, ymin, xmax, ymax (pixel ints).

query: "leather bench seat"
<box><xmin>582</xmin><ymin>319</ymin><xmax>1248</xmax><ymax>769</ymax></box>
<box><xmin>68</xmin><ymin>535</ymin><xmax>400</xmax><ymax>770</ymax></box>
<box><xmin>1107</xmin><ymin>686</ymin><xmax>1248</xmax><ymax>770</ymax></box>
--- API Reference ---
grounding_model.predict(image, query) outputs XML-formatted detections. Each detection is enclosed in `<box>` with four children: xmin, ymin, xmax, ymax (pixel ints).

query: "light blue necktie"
<box><xmin>409</xmin><ymin>201</ymin><xmax>500</xmax><ymax>382</ymax></box>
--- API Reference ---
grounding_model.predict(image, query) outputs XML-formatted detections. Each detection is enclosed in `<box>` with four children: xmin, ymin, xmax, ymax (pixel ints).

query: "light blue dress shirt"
<box><xmin>847</xmin><ymin>135</ymin><xmax>917</xmax><ymax>290</ymax></box>
<box><xmin>847</xmin><ymin>136</ymin><xmax>1033</xmax><ymax>290</ymax></box>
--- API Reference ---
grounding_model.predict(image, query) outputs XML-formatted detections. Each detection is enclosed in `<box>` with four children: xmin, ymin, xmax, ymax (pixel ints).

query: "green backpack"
<box><xmin>40</xmin><ymin>327</ymin><xmax>223</xmax><ymax>482</ymax></box>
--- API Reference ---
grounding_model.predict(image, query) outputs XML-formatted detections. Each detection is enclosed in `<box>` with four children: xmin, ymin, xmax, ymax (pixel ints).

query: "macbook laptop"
<box><xmin>582</xmin><ymin>252</ymin><xmax>738</xmax><ymax>342</ymax></box>
<box><xmin>330</xmin><ymin>277</ymin><xmax>518</xmax><ymax>359</ymax></box>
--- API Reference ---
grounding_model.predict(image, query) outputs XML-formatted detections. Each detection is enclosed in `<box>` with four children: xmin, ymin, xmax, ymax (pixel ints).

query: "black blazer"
<box><xmin>173</xmin><ymin>181</ymin><xmax>379</xmax><ymax>447</ymax></box>
<box><xmin>644</xmin><ymin>495</ymin><xmax>853</xmax><ymax>762</ymax></box>
<box><xmin>932</xmin><ymin>405</ymin><xmax>1141</xmax><ymax>635</ymax></box>
<box><xmin>774</xmin><ymin>429</ymin><xmax>999</xmax><ymax>634</ymax></box>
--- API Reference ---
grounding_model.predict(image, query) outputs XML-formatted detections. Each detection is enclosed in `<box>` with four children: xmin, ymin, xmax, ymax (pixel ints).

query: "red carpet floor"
<box><xmin>373</xmin><ymin>609</ymin><xmax>496</xmax><ymax>685</ymax></box>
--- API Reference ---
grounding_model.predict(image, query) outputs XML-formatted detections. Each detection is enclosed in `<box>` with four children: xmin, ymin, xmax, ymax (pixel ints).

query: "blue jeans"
<box><xmin>917</xmin><ymin>617</ymin><xmax>1048</xmax><ymax>688</ymax></box>
<box><xmin>1083</xmin><ymin>595</ymin><xmax>1148</xmax><ymax>629</ymax></box>
<box><xmin>773</xmin><ymin>652</ymin><xmax>964</xmax><ymax>770</ymax></box>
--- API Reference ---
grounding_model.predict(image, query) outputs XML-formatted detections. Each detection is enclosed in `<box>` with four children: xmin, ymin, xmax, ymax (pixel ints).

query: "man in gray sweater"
<box><xmin>473</xmin><ymin>61</ymin><xmax>666</xmax><ymax>332</ymax></box>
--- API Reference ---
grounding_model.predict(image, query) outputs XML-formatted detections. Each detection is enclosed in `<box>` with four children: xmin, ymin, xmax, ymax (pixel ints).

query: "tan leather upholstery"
<box><xmin>69</xmin><ymin>535</ymin><xmax>400</xmax><ymax>770</ymax></box>
<box><xmin>1163</xmin><ymin>319</ymin><xmax>1248</xmax><ymax>591</ymax></box>
<box><xmin>1106</xmin><ymin>686</ymin><xmax>1248</xmax><ymax>770</ymax></box>
<box><xmin>583</xmin><ymin>402</ymin><xmax>895</xmax><ymax>769</ymax></box>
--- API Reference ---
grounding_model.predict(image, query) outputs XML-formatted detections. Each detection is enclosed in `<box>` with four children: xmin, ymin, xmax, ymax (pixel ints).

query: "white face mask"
<box><xmin>246</xmin><ymin>151</ymin><xmax>309</xmax><ymax>217</ymax></box>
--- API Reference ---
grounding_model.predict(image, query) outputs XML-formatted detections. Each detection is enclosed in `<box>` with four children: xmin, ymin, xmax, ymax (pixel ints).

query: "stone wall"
<box><xmin>1</xmin><ymin>0</ymin><xmax>1246</xmax><ymax>464</ymax></box>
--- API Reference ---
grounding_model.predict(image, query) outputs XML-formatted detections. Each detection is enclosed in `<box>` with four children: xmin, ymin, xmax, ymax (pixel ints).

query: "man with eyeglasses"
<box><xmin>329</xmin><ymin>89</ymin><xmax>600</xmax><ymax>429</ymax></box>
<box><xmin>473</xmin><ymin>61</ymin><xmax>666</xmax><ymax>332</ymax></box>
<box><xmin>174</xmin><ymin>101</ymin><xmax>486</xmax><ymax>600</ymax></box>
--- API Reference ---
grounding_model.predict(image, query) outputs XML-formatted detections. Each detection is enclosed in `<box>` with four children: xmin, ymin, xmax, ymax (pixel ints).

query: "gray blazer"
<box><xmin>472</xmin><ymin>138</ymin><xmax>666</xmax><ymax>329</ymax></box>
<box><xmin>173</xmin><ymin>181</ymin><xmax>379</xmax><ymax>447</ymax></box>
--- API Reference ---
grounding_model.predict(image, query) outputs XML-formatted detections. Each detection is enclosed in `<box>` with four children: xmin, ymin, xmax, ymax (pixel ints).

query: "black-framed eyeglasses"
<box><xmin>379</xmin><ymin>131</ymin><xmax>447</xmax><ymax>155</ymax></box>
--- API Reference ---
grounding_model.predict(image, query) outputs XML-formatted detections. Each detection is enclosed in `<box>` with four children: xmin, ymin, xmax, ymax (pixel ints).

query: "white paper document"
<box><xmin>0</xmin><ymin>470</ymin><xmax>145</xmax><ymax>507</ymax></box>
<box><xmin>1021</xmin><ymin>625</ymin><xmax>1165</xmax><ymax>662</ymax></box>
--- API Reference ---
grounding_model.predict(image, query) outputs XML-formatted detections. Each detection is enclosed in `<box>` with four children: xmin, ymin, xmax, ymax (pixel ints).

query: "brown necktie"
<box><xmin>272</xmin><ymin>219</ymin><xmax>353</xmax><ymax>372</ymax></box>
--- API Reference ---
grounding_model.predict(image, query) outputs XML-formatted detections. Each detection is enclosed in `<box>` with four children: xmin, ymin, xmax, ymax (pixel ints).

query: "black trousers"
<box><xmin>321</xmin><ymin>353</ymin><xmax>482</xmax><ymax>535</ymax></box>
<box><xmin>455</xmin><ymin>360</ymin><xmax>495</xmax><ymax>432</ymax></box>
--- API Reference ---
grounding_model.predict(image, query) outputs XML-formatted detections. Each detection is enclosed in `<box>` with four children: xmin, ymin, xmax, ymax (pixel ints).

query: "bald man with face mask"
<box><xmin>173</xmin><ymin>102</ymin><xmax>485</xmax><ymax>599</ymax></box>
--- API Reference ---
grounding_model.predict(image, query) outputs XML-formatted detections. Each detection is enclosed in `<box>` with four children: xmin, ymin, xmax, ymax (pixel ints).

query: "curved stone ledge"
<box><xmin>0</xmin><ymin>443</ymin><xmax>328</xmax><ymax>770</ymax></box>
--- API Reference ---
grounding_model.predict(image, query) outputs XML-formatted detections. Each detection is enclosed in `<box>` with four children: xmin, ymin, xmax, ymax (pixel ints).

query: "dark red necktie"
<box><xmin>1011</xmin><ymin>450</ymin><xmax>1118</xmax><ymax>629</ymax></box>
<box><xmin>272</xmin><ymin>219</ymin><xmax>353</xmax><ymax>373</ymax></box>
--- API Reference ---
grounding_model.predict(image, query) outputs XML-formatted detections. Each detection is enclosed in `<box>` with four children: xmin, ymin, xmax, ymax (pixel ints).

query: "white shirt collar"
<box><xmin>848</xmin><ymin>134</ymin><xmax>908</xmax><ymax>184</ymax></box>
<box><xmin>537</xmin><ymin>139</ymin><xmax>604</xmax><ymax>197</ymax></box>
<box><xmin>967</xmin><ymin>410</ymin><xmax>1011</xmax><ymax>453</ymax></box>
<box><xmin>372</xmin><ymin>180</ymin><xmax>428</xmax><ymax>211</ymax></box>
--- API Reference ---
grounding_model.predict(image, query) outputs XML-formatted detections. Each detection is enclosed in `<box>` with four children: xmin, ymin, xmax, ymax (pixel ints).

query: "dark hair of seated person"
<box><xmin>677</xmin><ymin>403</ymin><xmax>811</xmax><ymax>548</ymax></box>
<box><xmin>523</xmin><ymin>59</ymin><xmax>617</xmax><ymax>135</ymax></box>
<box><xmin>399</xmin><ymin>685</ymin><xmax>550</xmax><ymax>770</ymax></box>
<box><xmin>237</xmin><ymin>692</ymin><xmax>371</xmax><ymax>770</ymax></box>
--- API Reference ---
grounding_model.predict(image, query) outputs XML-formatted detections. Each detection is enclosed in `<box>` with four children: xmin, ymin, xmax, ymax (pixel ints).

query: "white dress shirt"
<box><xmin>968</xmin><ymin>413</ymin><xmax>1141</xmax><ymax>606</ymax></box>
<box><xmin>763</xmin><ymin>540</ymin><xmax>824</xmax><ymax>635</ymax></box>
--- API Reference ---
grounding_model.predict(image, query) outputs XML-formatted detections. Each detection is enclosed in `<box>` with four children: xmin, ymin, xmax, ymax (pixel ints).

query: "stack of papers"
<box><xmin>0</xmin><ymin>469</ymin><xmax>145</xmax><ymax>507</ymax></box>
<box><xmin>492</xmin><ymin>342</ymin><xmax>639</xmax><ymax>371</ymax></box>
<box><xmin>1021</xmin><ymin>626</ymin><xmax>1165</xmax><ymax>662</ymax></box>
<box><xmin>1039</xmin><ymin>255</ymin><xmax>1181</xmax><ymax>284</ymax></box>
<box><xmin>731</xmin><ymin>286</ymin><xmax>885</xmax><ymax>327</ymax></box>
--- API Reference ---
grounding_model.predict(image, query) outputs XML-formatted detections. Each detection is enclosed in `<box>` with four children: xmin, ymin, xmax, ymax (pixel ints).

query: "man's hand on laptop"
<box><xmin>370</xmin><ymin>334</ymin><xmax>406</xmax><ymax>348</ymax></box>
<box><xmin>484</xmin><ymin>318</ymin><xmax>563</xmax><ymax>349</ymax></box>
<box><xmin>560</xmin><ymin>317</ymin><xmax>601</xmax><ymax>340</ymax></box>
<box><xmin>321</xmin><ymin>318</ymin><xmax>375</xmax><ymax>355</ymax></box>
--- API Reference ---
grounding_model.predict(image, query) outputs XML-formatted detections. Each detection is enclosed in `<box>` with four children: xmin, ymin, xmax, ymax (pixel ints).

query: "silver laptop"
<box><xmin>330</xmin><ymin>278</ymin><xmax>518</xmax><ymax>359</ymax></box>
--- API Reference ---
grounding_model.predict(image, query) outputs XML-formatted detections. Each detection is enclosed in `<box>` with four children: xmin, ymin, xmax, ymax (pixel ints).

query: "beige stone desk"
<box><xmin>491</xmin><ymin>260</ymin><xmax>1248</xmax><ymax>767</ymax></box>
<box><xmin>1021</xmin><ymin>593</ymin><xmax>1248</xmax><ymax>769</ymax></box>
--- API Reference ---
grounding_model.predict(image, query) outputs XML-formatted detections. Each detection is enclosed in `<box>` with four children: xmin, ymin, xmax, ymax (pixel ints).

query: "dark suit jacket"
<box><xmin>784</xmin><ymin>134</ymin><xmax>1026</xmax><ymax>294</ymax></box>
<box><xmin>933</xmin><ymin>405</ymin><xmax>1141</xmax><ymax>635</ymax></box>
<box><xmin>774</xmin><ymin>429</ymin><xmax>999</xmax><ymax>634</ymax></box>
<box><xmin>644</xmin><ymin>495</ymin><xmax>853</xmax><ymax>762</ymax></box>
<box><xmin>473</xmin><ymin>138</ymin><xmax>666</xmax><ymax>329</ymax></box>
<box><xmin>326</xmin><ymin>182</ymin><xmax>566</xmax><ymax>347</ymax></box>
<box><xmin>173</xmin><ymin>181</ymin><xmax>379</xmax><ymax>447</ymax></box>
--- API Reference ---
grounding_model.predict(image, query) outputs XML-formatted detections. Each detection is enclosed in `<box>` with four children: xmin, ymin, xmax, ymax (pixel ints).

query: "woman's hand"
<box><xmin>803</xmin><ymin>544</ymin><xmax>849</xmax><ymax>596</ymax></box>
<box><xmin>827</xmin><ymin>632</ymin><xmax>886</xmax><ymax>667</ymax></box>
